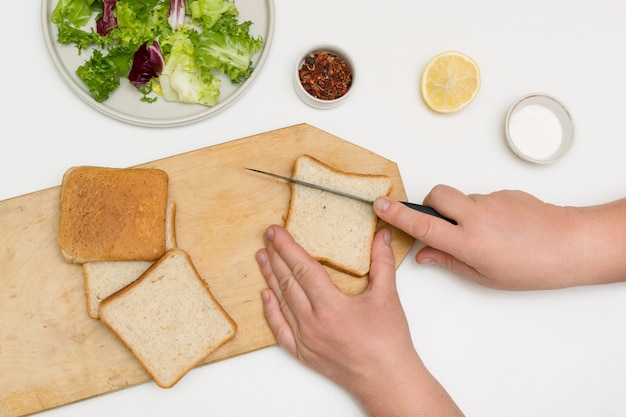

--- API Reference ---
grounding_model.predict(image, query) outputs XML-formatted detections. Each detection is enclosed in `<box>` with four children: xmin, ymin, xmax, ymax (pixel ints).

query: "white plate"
<box><xmin>41</xmin><ymin>0</ymin><xmax>275</xmax><ymax>128</ymax></box>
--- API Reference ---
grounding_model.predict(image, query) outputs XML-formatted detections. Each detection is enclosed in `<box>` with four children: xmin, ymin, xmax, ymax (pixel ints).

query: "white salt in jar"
<box><xmin>505</xmin><ymin>94</ymin><xmax>575</xmax><ymax>164</ymax></box>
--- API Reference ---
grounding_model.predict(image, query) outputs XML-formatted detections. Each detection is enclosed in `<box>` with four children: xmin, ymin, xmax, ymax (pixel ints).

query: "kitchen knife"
<box><xmin>245</xmin><ymin>168</ymin><xmax>457</xmax><ymax>225</ymax></box>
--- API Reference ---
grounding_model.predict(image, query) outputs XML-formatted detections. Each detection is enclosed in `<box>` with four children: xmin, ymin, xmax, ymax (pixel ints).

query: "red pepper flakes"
<box><xmin>298</xmin><ymin>51</ymin><xmax>353</xmax><ymax>101</ymax></box>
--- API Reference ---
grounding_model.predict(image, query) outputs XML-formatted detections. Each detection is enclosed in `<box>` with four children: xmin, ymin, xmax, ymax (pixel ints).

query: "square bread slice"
<box><xmin>99</xmin><ymin>249</ymin><xmax>237</xmax><ymax>388</ymax></box>
<box><xmin>83</xmin><ymin>199</ymin><xmax>177</xmax><ymax>319</ymax></box>
<box><xmin>285</xmin><ymin>155</ymin><xmax>392</xmax><ymax>277</ymax></box>
<box><xmin>58</xmin><ymin>166</ymin><xmax>169</xmax><ymax>263</ymax></box>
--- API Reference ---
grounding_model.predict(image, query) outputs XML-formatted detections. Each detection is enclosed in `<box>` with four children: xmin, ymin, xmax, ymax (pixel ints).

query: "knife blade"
<box><xmin>245</xmin><ymin>168</ymin><xmax>457</xmax><ymax>225</ymax></box>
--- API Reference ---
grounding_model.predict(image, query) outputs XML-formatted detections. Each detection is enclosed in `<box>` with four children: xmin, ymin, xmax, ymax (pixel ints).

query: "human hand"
<box><xmin>256</xmin><ymin>225</ymin><xmax>463</xmax><ymax>417</ymax></box>
<box><xmin>374</xmin><ymin>185</ymin><xmax>590</xmax><ymax>290</ymax></box>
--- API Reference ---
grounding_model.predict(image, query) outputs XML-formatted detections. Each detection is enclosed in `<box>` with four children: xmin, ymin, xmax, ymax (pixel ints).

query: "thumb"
<box><xmin>366</xmin><ymin>228</ymin><xmax>398</xmax><ymax>295</ymax></box>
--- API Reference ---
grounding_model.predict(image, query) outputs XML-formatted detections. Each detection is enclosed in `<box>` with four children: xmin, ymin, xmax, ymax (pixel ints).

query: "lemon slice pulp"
<box><xmin>421</xmin><ymin>51</ymin><xmax>480</xmax><ymax>113</ymax></box>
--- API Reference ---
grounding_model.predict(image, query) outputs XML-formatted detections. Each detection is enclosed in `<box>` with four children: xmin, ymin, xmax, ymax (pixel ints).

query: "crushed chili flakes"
<box><xmin>298</xmin><ymin>51</ymin><xmax>353</xmax><ymax>101</ymax></box>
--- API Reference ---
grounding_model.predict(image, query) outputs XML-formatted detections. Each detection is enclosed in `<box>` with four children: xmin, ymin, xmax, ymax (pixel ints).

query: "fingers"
<box><xmin>367</xmin><ymin>228</ymin><xmax>398</xmax><ymax>296</ymax></box>
<box><xmin>374</xmin><ymin>185</ymin><xmax>478</xmax><ymax>256</ymax></box>
<box><xmin>261</xmin><ymin>227</ymin><xmax>312</xmax><ymax>312</ymax></box>
<box><xmin>259</xmin><ymin>286</ymin><xmax>298</xmax><ymax>355</ymax></box>
<box><xmin>263</xmin><ymin>225</ymin><xmax>337</xmax><ymax>307</ymax></box>
<box><xmin>422</xmin><ymin>184</ymin><xmax>474</xmax><ymax>221</ymax></box>
<box><xmin>256</xmin><ymin>224</ymin><xmax>340</xmax><ymax>336</ymax></box>
<box><xmin>416</xmin><ymin>246</ymin><xmax>498</xmax><ymax>289</ymax></box>
<box><xmin>255</xmin><ymin>246</ymin><xmax>302</xmax><ymax>342</ymax></box>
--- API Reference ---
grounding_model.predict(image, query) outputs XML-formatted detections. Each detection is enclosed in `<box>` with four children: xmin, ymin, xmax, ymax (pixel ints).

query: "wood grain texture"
<box><xmin>0</xmin><ymin>124</ymin><xmax>414</xmax><ymax>417</ymax></box>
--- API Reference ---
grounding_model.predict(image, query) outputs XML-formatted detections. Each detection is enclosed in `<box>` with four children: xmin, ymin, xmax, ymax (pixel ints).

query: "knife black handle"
<box><xmin>399</xmin><ymin>201</ymin><xmax>457</xmax><ymax>225</ymax></box>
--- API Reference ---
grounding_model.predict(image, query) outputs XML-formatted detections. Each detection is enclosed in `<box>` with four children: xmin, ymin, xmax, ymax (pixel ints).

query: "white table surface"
<box><xmin>3</xmin><ymin>0</ymin><xmax>626</xmax><ymax>416</ymax></box>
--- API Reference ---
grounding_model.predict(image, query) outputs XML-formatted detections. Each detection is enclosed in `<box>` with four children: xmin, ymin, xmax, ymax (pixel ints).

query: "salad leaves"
<box><xmin>96</xmin><ymin>0</ymin><xmax>117</xmax><ymax>35</ymax></box>
<box><xmin>195</xmin><ymin>14</ymin><xmax>263</xmax><ymax>83</ymax></box>
<box><xmin>189</xmin><ymin>0</ymin><xmax>237</xmax><ymax>30</ymax></box>
<box><xmin>159</xmin><ymin>32</ymin><xmax>221</xmax><ymax>106</ymax></box>
<box><xmin>75</xmin><ymin>48</ymin><xmax>133</xmax><ymax>102</ymax></box>
<box><xmin>129</xmin><ymin>41</ymin><xmax>164</xmax><ymax>88</ymax></box>
<box><xmin>168</xmin><ymin>0</ymin><xmax>186</xmax><ymax>30</ymax></box>
<box><xmin>51</xmin><ymin>0</ymin><xmax>102</xmax><ymax>51</ymax></box>
<box><xmin>51</xmin><ymin>0</ymin><xmax>263</xmax><ymax>105</ymax></box>
<box><xmin>51</xmin><ymin>0</ymin><xmax>96</xmax><ymax>28</ymax></box>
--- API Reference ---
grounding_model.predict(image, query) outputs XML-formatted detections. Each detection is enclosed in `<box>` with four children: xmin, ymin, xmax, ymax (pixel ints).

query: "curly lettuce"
<box><xmin>188</xmin><ymin>0</ymin><xmax>237</xmax><ymax>30</ymax></box>
<box><xmin>194</xmin><ymin>14</ymin><xmax>263</xmax><ymax>83</ymax></box>
<box><xmin>76</xmin><ymin>49</ymin><xmax>134</xmax><ymax>102</ymax></box>
<box><xmin>51</xmin><ymin>0</ymin><xmax>103</xmax><ymax>52</ymax></box>
<box><xmin>50</xmin><ymin>0</ymin><xmax>263</xmax><ymax>105</ymax></box>
<box><xmin>159</xmin><ymin>33</ymin><xmax>221</xmax><ymax>106</ymax></box>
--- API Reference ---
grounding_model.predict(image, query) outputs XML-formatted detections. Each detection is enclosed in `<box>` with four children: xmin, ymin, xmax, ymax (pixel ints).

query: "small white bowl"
<box><xmin>293</xmin><ymin>44</ymin><xmax>356</xmax><ymax>109</ymax></box>
<box><xmin>505</xmin><ymin>93</ymin><xmax>575</xmax><ymax>164</ymax></box>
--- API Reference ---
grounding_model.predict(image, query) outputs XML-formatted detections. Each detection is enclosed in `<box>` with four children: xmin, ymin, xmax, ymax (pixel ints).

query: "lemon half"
<box><xmin>421</xmin><ymin>51</ymin><xmax>480</xmax><ymax>113</ymax></box>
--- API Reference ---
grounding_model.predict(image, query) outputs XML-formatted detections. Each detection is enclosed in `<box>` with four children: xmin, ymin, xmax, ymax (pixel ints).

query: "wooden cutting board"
<box><xmin>0</xmin><ymin>124</ymin><xmax>414</xmax><ymax>417</ymax></box>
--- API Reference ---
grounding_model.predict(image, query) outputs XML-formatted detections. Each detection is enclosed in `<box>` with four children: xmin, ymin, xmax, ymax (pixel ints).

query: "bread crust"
<box><xmin>99</xmin><ymin>249</ymin><xmax>237</xmax><ymax>388</ymax></box>
<box><xmin>58</xmin><ymin>166</ymin><xmax>169</xmax><ymax>263</ymax></box>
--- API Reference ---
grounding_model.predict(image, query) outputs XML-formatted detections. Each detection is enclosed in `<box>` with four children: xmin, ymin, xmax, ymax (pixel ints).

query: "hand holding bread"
<box><xmin>256</xmin><ymin>225</ymin><xmax>463</xmax><ymax>417</ymax></box>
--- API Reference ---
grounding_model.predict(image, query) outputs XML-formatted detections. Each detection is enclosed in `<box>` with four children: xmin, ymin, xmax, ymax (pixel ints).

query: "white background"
<box><xmin>2</xmin><ymin>0</ymin><xmax>626</xmax><ymax>416</ymax></box>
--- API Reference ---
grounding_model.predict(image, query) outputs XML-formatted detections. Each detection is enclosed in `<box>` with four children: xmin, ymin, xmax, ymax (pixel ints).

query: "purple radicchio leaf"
<box><xmin>96</xmin><ymin>0</ymin><xmax>118</xmax><ymax>36</ymax></box>
<box><xmin>129</xmin><ymin>41</ymin><xmax>165</xmax><ymax>88</ymax></box>
<box><xmin>168</xmin><ymin>0</ymin><xmax>186</xmax><ymax>30</ymax></box>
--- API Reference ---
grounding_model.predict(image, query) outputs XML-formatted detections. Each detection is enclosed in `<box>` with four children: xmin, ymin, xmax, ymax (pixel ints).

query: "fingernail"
<box><xmin>418</xmin><ymin>258</ymin><xmax>436</xmax><ymax>265</ymax></box>
<box><xmin>256</xmin><ymin>251</ymin><xmax>267</xmax><ymax>266</ymax></box>
<box><xmin>265</xmin><ymin>226</ymin><xmax>275</xmax><ymax>242</ymax></box>
<box><xmin>382</xmin><ymin>228</ymin><xmax>391</xmax><ymax>245</ymax></box>
<box><xmin>374</xmin><ymin>197</ymin><xmax>390</xmax><ymax>213</ymax></box>
<box><xmin>261</xmin><ymin>288</ymin><xmax>271</xmax><ymax>303</ymax></box>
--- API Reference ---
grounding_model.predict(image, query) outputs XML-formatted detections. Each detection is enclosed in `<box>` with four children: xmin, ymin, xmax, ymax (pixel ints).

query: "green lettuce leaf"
<box><xmin>188</xmin><ymin>0</ymin><xmax>237</xmax><ymax>30</ymax></box>
<box><xmin>194</xmin><ymin>14</ymin><xmax>262</xmax><ymax>83</ymax></box>
<box><xmin>51</xmin><ymin>0</ymin><xmax>98</xmax><ymax>28</ymax></box>
<box><xmin>159</xmin><ymin>31</ymin><xmax>221</xmax><ymax>106</ymax></box>
<box><xmin>76</xmin><ymin>48</ymin><xmax>134</xmax><ymax>102</ymax></box>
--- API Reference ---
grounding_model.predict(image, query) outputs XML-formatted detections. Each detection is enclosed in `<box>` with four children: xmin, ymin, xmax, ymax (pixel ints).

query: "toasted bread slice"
<box><xmin>83</xmin><ymin>199</ymin><xmax>177</xmax><ymax>319</ymax></box>
<box><xmin>99</xmin><ymin>249</ymin><xmax>237</xmax><ymax>388</ymax></box>
<box><xmin>58</xmin><ymin>166</ymin><xmax>169</xmax><ymax>263</ymax></box>
<box><xmin>285</xmin><ymin>155</ymin><xmax>392</xmax><ymax>276</ymax></box>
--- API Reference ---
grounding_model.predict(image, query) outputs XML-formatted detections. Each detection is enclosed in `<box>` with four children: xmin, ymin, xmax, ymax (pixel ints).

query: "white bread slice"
<box><xmin>58</xmin><ymin>166</ymin><xmax>169</xmax><ymax>263</ymax></box>
<box><xmin>99</xmin><ymin>248</ymin><xmax>237</xmax><ymax>388</ymax></box>
<box><xmin>285</xmin><ymin>155</ymin><xmax>392</xmax><ymax>276</ymax></box>
<box><xmin>83</xmin><ymin>199</ymin><xmax>177</xmax><ymax>319</ymax></box>
<box><xmin>84</xmin><ymin>260</ymin><xmax>152</xmax><ymax>319</ymax></box>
